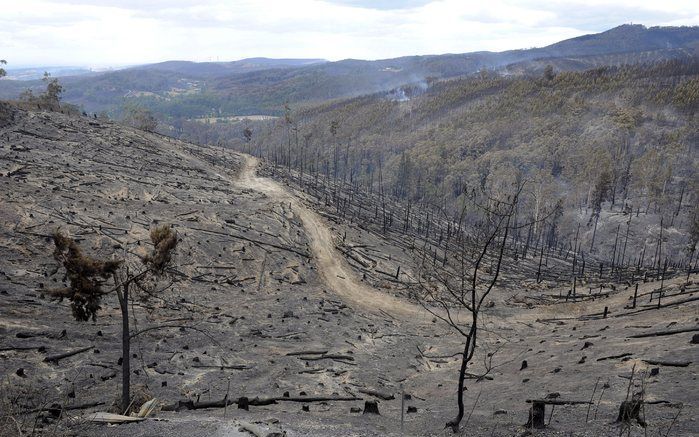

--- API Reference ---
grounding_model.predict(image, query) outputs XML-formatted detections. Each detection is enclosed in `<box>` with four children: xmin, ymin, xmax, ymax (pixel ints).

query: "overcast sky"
<box><xmin>2</xmin><ymin>0</ymin><xmax>699</xmax><ymax>68</ymax></box>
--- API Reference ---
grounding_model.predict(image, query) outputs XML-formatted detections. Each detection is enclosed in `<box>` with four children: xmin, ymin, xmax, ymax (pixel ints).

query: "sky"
<box><xmin>2</xmin><ymin>0</ymin><xmax>699</xmax><ymax>68</ymax></box>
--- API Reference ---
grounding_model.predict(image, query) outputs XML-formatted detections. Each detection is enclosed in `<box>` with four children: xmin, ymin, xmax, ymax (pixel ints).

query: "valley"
<box><xmin>0</xmin><ymin>101</ymin><xmax>696</xmax><ymax>436</ymax></box>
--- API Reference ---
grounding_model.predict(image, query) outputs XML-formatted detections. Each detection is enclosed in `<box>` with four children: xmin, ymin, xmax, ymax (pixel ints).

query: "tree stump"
<box><xmin>363</xmin><ymin>400</ymin><xmax>380</xmax><ymax>415</ymax></box>
<box><xmin>616</xmin><ymin>398</ymin><xmax>646</xmax><ymax>427</ymax></box>
<box><xmin>526</xmin><ymin>401</ymin><xmax>545</xmax><ymax>428</ymax></box>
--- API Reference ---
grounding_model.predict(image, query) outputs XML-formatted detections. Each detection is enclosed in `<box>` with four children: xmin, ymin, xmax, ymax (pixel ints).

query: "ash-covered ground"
<box><xmin>1</xmin><ymin>104</ymin><xmax>696</xmax><ymax>436</ymax></box>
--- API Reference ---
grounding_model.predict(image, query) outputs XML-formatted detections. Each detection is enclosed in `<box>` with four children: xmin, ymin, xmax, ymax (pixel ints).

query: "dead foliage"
<box><xmin>49</xmin><ymin>231</ymin><xmax>122</xmax><ymax>322</ymax></box>
<box><xmin>143</xmin><ymin>224</ymin><xmax>178</xmax><ymax>272</ymax></box>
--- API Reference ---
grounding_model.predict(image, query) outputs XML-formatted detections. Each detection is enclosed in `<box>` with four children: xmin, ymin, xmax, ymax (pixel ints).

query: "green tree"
<box><xmin>394</xmin><ymin>152</ymin><xmax>414</xmax><ymax>199</ymax></box>
<box><xmin>123</xmin><ymin>105</ymin><xmax>158</xmax><ymax>132</ymax></box>
<box><xmin>41</xmin><ymin>72</ymin><xmax>63</xmax><ymax>108</ymax></box>
<box><xmin>19</xmin><ymin>72</ymin><xmax>64</xmax><ymax>110</ymax></box>
<box><xmin>591</xmin><ymin>169</ymin><xmax>612</xmax><ymax>215</ymax></box>
<box><xmin>0</xmin><ymin>59</ymin><xmax>7</xmax><ymax>78</ymax></box>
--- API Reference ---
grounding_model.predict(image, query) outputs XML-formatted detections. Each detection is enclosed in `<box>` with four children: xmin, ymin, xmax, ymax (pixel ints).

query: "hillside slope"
<box><xmin>0</xmin><ymin>104</ymin><xmax>697</xmax><ymax>436</ymax></box>
<box><xmin>250</xmin><ymin>59</ymin><xmax>699</xmax><ymax>268</ymax></box>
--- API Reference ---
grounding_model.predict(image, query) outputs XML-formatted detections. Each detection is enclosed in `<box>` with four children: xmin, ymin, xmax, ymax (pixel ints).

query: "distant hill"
<box><xmin>2</xmin><ymin>66</ymin><xmax>96</xmax><ymax>81</ymax></box>
<box><xmin>536</xmin><ymin>24</ymin><xmax>699</xmax><ymax>57</ymax></box>
<box><xmin>1</xmin><ymin>24</ymin><xmax>698</xmax><ymax>118</ymax></box>
<box><xmin>131</xmin><ymin>57</ymin><xmax>327</xmax><ymax>78</ymax></box>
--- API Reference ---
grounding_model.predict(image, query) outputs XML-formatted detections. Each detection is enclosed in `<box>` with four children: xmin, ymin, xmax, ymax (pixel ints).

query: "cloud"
<box><xmin>1</xmin><ymin>0</ymin><xmax>698</xmax><ymax>67</ymax></box>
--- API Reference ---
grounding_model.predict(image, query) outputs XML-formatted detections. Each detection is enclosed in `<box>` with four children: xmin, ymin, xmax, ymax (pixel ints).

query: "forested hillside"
<box><xmin>1</xmin><ymin>25</ymin><xmax>697</xmax><ymax>122</ymax></box>
<box><xmin>249</xmin><ymin>59</ymin><xmax>699</xmax><ymax>262</ymax></box>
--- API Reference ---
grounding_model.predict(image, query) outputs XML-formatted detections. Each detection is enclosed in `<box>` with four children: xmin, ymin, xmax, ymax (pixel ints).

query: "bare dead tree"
<box><xmin>416</xmin><ymin>184</ymin><xmax>524</xmax><ymax>433</ymax></box>
<box><xmin>47</xmin><ymin>224</ymin><xmax>178</xmax><ymax>414</ymax></box>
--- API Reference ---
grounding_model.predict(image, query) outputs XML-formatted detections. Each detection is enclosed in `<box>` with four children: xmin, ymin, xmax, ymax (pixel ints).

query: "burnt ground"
<box><xmin>0</xmin><ymin>104</ymin><xmax>697</xmax><ymax>436</ymax></box>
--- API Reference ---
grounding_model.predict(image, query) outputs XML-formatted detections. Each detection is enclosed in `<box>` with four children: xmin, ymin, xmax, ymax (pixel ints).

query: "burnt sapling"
<box><xmin>47</xmin><ymin>224</ymin><xmax>178</xmax><ymax>414</ymax></box>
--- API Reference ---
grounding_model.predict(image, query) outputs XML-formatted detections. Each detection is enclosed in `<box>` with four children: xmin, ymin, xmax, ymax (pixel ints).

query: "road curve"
<box><xmin>238</xmin><ymin>155</ymin><xmax>424</xmax><ymax>320</ymax></box>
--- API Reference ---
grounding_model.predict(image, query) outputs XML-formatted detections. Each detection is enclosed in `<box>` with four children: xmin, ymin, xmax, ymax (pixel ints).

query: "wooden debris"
<box><xmin>627</xmin><ymin>326</ymin><xmax>699</xmax><ymax>338</ymax></box>
<box><xmin>86</xmin><ymin>412</ymin><xmax>145</xmax><ymax>424</ymax></box>
<box><xmin>596</xmin><ymin>352</ymin><xmax>632</xmax><ymax>361</ymax></box>
<box><xmin>43</xmin><ymin>346</ymin><xmax>94</xmax><ymax>363</ymax></box>
<box><xmin>642</xmin><ymin>359</ymin><xmax>691</xmax><ymax>367</ymax></box>
<box><xmin>285</xmin><ymin>350</ymin><xmax>329</xmax><ymax>356</ymax></box>
<box><xmin>296</xmin><ymin>353</ymin><xmax>354</xmax><ymax>361</ymax></box>
<box><xmin>162</xmin><ymin>394</ymin><xmax>361</xmax><ymax>411</ymax></box>
<box><xmin>238</xmin><ymin>420</ymin><xmax>284</xmax><ymax>437</ymax></box>
<box><xmin>358</xmin><ymin>388</ymin><xmax>395</xmax><ymax>400</ymax></box>
<box><xmin>137</xmin><ymin>399</ymin><xmax>158</xmax><ymax>418</ymax></box>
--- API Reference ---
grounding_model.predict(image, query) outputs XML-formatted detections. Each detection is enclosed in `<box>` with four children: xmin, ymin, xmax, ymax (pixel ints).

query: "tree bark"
<box><xmin>116</xmin><ymin>280</ymin><xmax>130</xmax><ymax>414</ymax></box>
<box><xmin>447</xmin><ymin>331</ymin><xmax>473</xmax><ymax>432</ymax></box>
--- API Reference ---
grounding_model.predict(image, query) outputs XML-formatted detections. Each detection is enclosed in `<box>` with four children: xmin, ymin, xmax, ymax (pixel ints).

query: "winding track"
<box><xmin>171</xmin><ymin>144</ymin><xmax>424</xmax><ymax>318</ymax></box>
<box><xmin>237</xmin><ymin>156</ymin><xmax>423</xmax><ymax>319</ymax></box>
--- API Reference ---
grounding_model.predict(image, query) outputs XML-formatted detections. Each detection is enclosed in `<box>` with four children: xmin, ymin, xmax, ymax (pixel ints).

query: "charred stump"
<box><xmin>616</xmin><ymin>397</ymin><xmax>646</xmax><ymax>428</ymax></box>
<box><xmin>363</xmin><ymin>400</ymin><xmax>380</xmax><ymax>415</ymax></box>
<box><xmin>526</xmin><ymin>401</ymin><xmax>545</xmax><ymax>428</ymax></box>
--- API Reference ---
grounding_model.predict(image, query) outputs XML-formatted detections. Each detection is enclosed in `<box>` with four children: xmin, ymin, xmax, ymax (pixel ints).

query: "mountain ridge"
<box><xmin>0</xmin><ymin>24</ymin><xmax>697</xmax><ymax>120</ymax></box>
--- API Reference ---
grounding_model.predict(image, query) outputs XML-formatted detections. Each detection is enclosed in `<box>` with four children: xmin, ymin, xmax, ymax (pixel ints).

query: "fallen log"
<box><xmin>238</xmin><ymin>420</ymin><xmax>283</xmax><ymax>437</ymax></box>
<box><xmin>188</xmin><ymin>226</ymin><xmax>310</xmax><ymax>259</ymax></box>
<box><xmin>273</xmin><ymin>395</ymin><xmax>361</xmax><ymax>403</ymax></box>
<box><xmin>286</xmin><ymin>350</ymin><xmax>329</xmax><ymax>356</ymax></box>
<box><xmin>87</xmin><ymin>412</ymin><xmax>144</xmax><ymax>424</ymax></box>
<box><xmin>191</xmin><ymin>364</ymin><xmax>251</xmax><ymax>370</ymax></box>
<box><xmin>526</xmin><ymin>399</ymin><xmax>592</xmax><ymax>405</ymax></box>
<box><xmin>465</xmin><ymin>372</ymin><xmax>494</xmax><ymax>381</ymax></box>
<box><xmin>627</xmin><ymin>326</ymin><xmax>699</xmax><ymax>339</ymax></box>
<box><xmin>22</xmin><ymin>401</ymin><xmax>105</xmax><ymax>415</ymax></box>
<box><xmin>616</xmin><ymin>296</ymin><xmax>699</xmax><ymax>317</ymax></box>
<box><xmin>15</xmin><ymin>331</ymin><xmax>50</xmax><ymax>339</ymax></box>
<box><xmin>358</xmin><ymin>388</ymin><xmax>395</xmax><ymax>400</ymax></box>
<box><xmin>596</xmin><ymin>352</ymin><xmax>632</xmax><ymax>361</ymax></box>
<box><xmin>162</xmin><ymin>395</ymin><xmax>361</xmax><ymax>411</ymax></box>
<box><xmin>0</xmin><ymin>345</ymin><xmax>47</xmax><ymax>352</ymax></box>
<box><xmin>642</xmin><ymin>359</ymin><xmax>691</xmax><ymax>367</ymax></box>
<box><xmin>337</xmin><ymin>246</ymin><xmax>373</xmax><ymax>268</ymax></box>
<box><xmin>297</xmin><ymin>354</ymin><xmax>354</xmax><ymax>361</ymax></box>
<box><xmin>161</xmin><ymin>399</ymin><xmax>234</xmax><ymax>411</ymax></box>
<box><xmin>43</xmin><ymin>346</ymin><xmax>94</xmax><ymax>363</ymax></box>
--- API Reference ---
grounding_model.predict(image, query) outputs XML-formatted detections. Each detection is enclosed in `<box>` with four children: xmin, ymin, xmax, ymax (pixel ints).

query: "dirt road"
<box><xmin>238</xmin><ymin>156</ymin><xmax>424</xmax><ymax>319</ymax></box>
<box><xmin>170</xmin><ymin>146</ymin><xmax>424</xmax><ymax>318</ymax></box>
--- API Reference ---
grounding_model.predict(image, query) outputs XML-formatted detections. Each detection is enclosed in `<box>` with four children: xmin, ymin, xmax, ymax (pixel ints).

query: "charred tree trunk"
<box><xmin>116</xmin><ymin>280</ymin><xmax>130</xmax><ymax>414</ymax></box>
<box><xmin>527</xmin><ymin>401</ymin><xmax>546</xmax><ymax>428</ymax></box>
<box><xmin>447</xmin><ymin>329</ymin><xmax>474</xmax><ymax>432</ymax></box>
